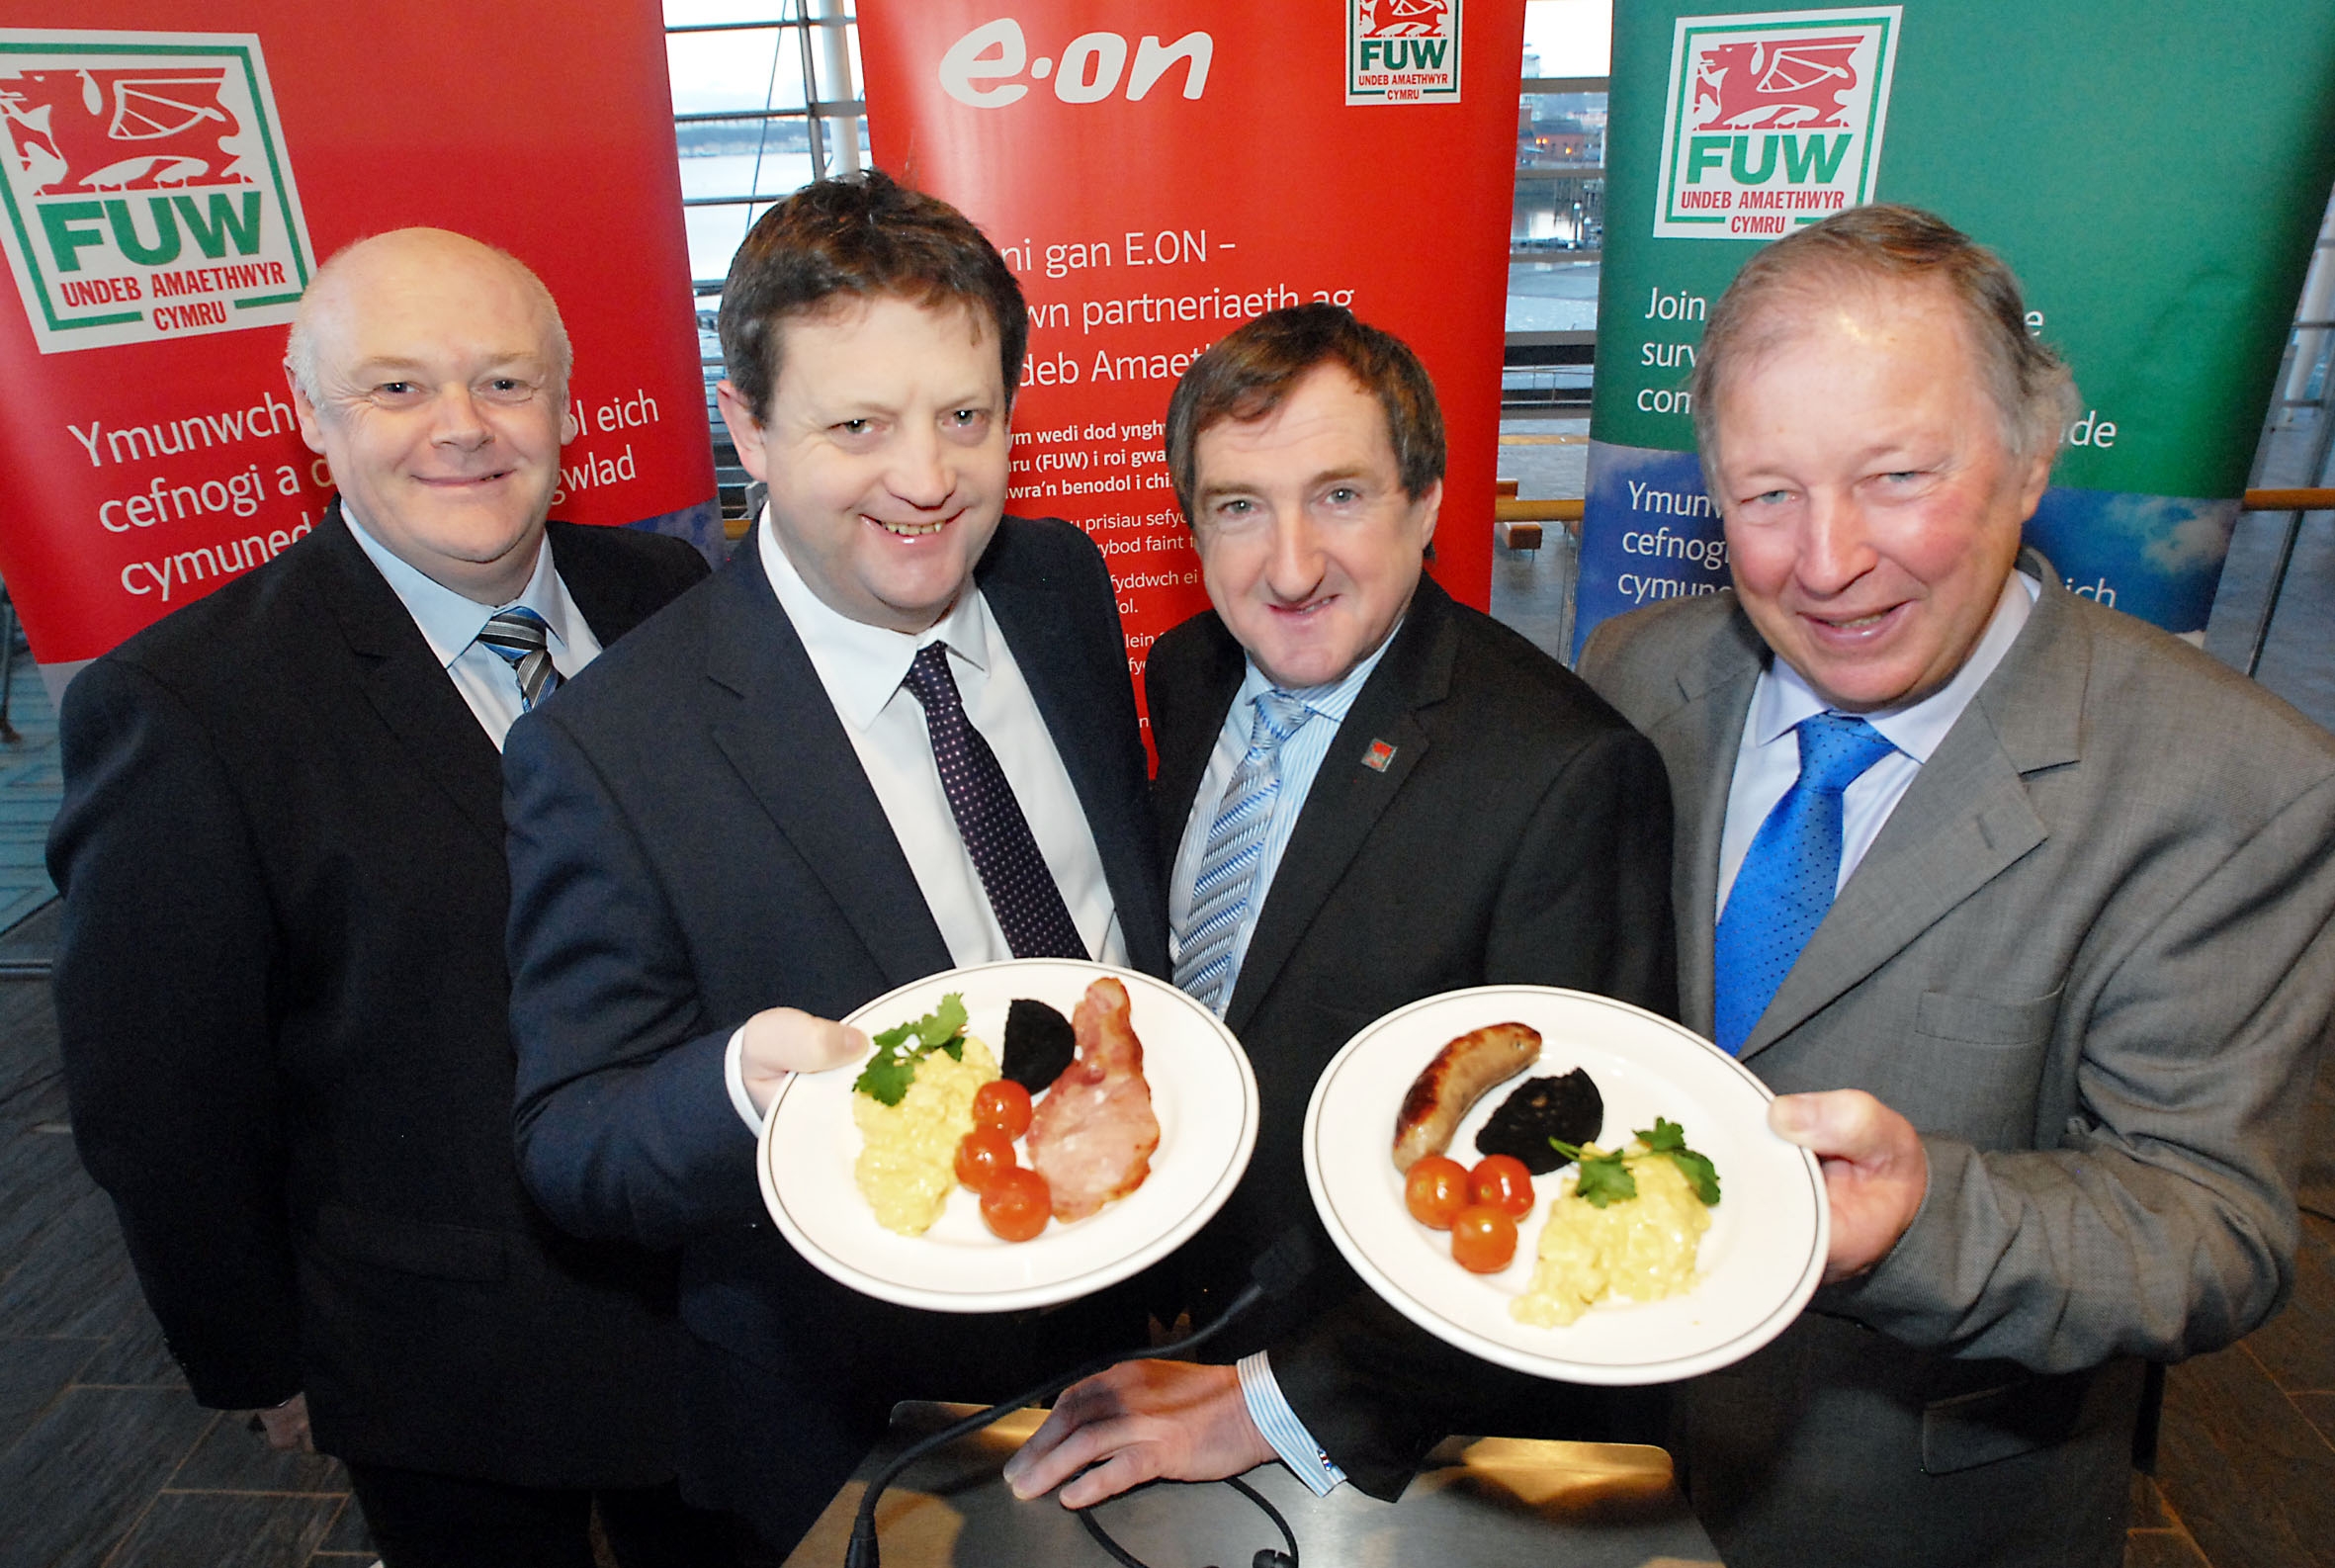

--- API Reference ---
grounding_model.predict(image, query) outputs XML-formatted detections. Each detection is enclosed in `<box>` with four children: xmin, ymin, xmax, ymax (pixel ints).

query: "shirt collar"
<box><xmin>343</xmin><ymin>505</ymin><xmax>566</xmax><ymax>670</ymax></box>
<box><xmin>1236</xmin><ymin>615</ymin><xmax>1404</xmax><ymax>728</ymax></box>
<box><xmin>1750</xmin><ymin>569</ymin><xmax>2037</xmax><ymax>763</ymax></box>
<box><xmin>756</xmin><ymin>505</ymin><xmax>995</xmax><ymax>731</ymax></box>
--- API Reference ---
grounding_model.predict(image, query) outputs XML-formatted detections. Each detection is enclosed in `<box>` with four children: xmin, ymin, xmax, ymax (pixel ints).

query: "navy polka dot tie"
<box><xmin>1712</xmin><ymin>713</ymin><xmax>1896</xmax><ymax>1054</ymax></box>
<box><xmin>476</xmin><ymin>606</ymin><xmax>561</xmax><ymax>711</ymax></box>
<box><xmin>902</xmin><ymin>642</ymin><xmax>1088</xmax><ymax>960</ymax></box>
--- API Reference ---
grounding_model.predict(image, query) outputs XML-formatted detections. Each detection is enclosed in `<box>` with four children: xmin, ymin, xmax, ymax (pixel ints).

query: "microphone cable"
<box><xmin>1077</xmin><ymin>1473</ymin><xmax>1298</xmax><ymax>1568</ymax></box>
<box><xmin>843</xmin><ymin>1227</ymin><xmax>1317</xmax><ymax>1568</ymax></box>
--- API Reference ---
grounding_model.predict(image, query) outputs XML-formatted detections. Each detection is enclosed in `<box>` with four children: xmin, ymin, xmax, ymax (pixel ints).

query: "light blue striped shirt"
<box><xmin>1167</xmin><ymin>628</ymin><xmax>1401</xmax><ymax>997</ymax></box>
<box><xmin>342</xmin><ymin>509</ymin><xmax>600</xmax><ymax>750</ymax></box>
<box><xmin>1168</xmin><ymin>624</ymin><xmax>1402</xmax><ymax>1496</ymax></box>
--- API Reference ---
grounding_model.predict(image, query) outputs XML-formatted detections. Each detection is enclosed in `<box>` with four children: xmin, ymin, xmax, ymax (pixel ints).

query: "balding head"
<box><xmin>284</xmin><ymin>228</ymin><xmax>579</xmax><ymax>604</ymax></box>
<box><xmin>287</xmin><ymin>228</ymin><xmax>571</xmax><ymax>406</ymax></box>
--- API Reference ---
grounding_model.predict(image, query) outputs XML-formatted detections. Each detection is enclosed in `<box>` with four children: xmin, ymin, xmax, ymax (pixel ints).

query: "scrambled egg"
<box><xmin>852</xmin><ymin>1035</ymin><xmax>1000</xmax><ymax>1236</ymax></box>
<box><xmin>1512</xmin><ymin>1140</ymin><xmax>1712</xmax><ymax>1327</ymax></box>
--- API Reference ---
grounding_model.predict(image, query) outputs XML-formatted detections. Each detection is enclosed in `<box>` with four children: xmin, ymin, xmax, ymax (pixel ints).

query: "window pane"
<box><xmin>1522</xmin><ymin>0</ymin><xmax>1611</xmax><ymax>78</ymax></box>
<box><xmin>666</xmin><ymin>28</ymin><xmax>807</xmax><ymax>116</ymax></box>
<box><xmin>663</xmin><ymin>0</ymin><xmax>792</xmax><ymax>27</ymax></box>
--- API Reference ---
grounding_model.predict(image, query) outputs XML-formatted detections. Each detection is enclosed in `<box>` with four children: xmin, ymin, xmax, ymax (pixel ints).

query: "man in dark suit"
<box><xmin>500</xmin><ymin>173</ymin><xmax>1168</xmax><ymax>1557</ymax></box>
<box><xmin>1003</xmin><ymin>305</ymin><xmax>1676</xmax><ymax>1507</ymax></box>
<box><xmin>1579</xmin><ymin>205</ymin><xmax>2335</xmax><ymax>1568</ymax></box>
<box><xmin>48</xmin><ymin>228</ymin><xmax>720</xmax><ymax>1566</ymax></box>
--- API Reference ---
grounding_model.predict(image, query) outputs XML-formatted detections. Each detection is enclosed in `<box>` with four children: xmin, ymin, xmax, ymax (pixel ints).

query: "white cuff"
<box><xmin>1236</xmin><ymin>1350</ymin><xmax>1347</xmax><ymax>1496</ymax></box>
<box><xmin>724</xmin><ymin>1026</ymin><xmax>766</xmax><ymax>1136</ymax></box>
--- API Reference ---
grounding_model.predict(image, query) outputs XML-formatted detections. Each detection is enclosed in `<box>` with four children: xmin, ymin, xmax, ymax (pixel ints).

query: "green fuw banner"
<box><xmin>1575</xmin><ymin>1</ymin><xmax>2335</xmax><ymax>652</ymax></box>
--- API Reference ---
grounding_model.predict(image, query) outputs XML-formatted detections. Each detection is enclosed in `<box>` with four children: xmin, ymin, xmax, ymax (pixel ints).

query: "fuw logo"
<box><xmin>0</xmin><ymin>30</ymin><xmax>314</xmax><ymax>354</ymax></box>
<box><xmin>1348</xmin><ymin>0</ymin><xmax>1462</xmax><ymax>106</ymax></box>
<box><xmin>1652</xmin><ymin>7</ymin><xmax>1900</xmax><ymax>240</ymax></box>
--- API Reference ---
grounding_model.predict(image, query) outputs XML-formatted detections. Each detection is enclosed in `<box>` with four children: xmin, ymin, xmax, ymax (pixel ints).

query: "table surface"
<box><xmin>784</xmin><ymin>1401</ymin><xmax>1723</xmax><ymax>1568</ymax></box>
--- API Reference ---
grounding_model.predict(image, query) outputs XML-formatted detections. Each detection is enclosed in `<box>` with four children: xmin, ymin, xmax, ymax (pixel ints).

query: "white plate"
<box><xmin>1304</xmin><ymin>986</ymin><xmax>1826</xmax><ymax>1384</ymax></box>
<box><xmin>759</xmin><ymin>959</ymin><xmax>1258</xmax><ymax>1314</ymax></box>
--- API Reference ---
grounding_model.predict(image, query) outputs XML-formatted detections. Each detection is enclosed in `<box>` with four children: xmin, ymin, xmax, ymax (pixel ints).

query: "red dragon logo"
<box><xmin>1</xmin><ymin>67</ymin><xmax>251</xmax><ymax>195</ymax></box>
<box><xmin>1359</xmin><ymin>0</ymin><xmax>1451</xmax><ymax>40</ymax></box>
<box><xmin>1691</xmin><ymin>37</ymin><xmax>1863</xmax><ymax>131</ymax></box>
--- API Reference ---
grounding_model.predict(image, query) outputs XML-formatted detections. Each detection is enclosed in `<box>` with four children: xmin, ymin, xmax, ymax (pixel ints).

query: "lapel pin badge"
<box><xmin>1361</xmin><ymin>740</ymin><xmax>1398</xmax><ymax>772</ymax></box>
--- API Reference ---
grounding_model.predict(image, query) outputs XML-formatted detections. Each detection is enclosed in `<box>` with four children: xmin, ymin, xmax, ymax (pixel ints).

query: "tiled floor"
<box><xmin>0</xmin><ymin>912</ymin><xmax>376</xmax><ymax>1568</ymax></box>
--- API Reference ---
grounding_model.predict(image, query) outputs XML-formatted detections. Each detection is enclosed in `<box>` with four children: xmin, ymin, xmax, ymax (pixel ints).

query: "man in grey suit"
<box><xmin>1580</xmin><ymin>204</ymin><xmax>2335</xmax><ymax>1568</ymax></box>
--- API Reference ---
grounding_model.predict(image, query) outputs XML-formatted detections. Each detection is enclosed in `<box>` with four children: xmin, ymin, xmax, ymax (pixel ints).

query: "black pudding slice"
<box><xmin>1002</xmin><ymin>999</ymin><xmax>1078</xmax><ymax>1092</ymax></box>
<box><xmin>1474</xmin><ymin>1069</ymin><xmax>1604</xmax><ymax>1175</ymax></box>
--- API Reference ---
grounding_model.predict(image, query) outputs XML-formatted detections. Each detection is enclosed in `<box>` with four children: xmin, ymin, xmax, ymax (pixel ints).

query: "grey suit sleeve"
<box><xmin>504</xmin><ymin>706</ymin><xmax>761</xmax><ymax>1251</ymax></box>
<box><xmin>47</xmin><ymin>660</ymin><xmax>304</xmax><ymax>1409</ymax></box>
<box><xmin>1837</xmin><ymin>771</ymin><xmax>2335</xmax><ymax>1370</ymax></box>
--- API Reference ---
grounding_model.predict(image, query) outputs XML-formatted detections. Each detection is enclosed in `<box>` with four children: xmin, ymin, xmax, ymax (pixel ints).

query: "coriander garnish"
<box><xmin>851</xmin><ymin>993</ymin><xmax>969</xmax><ymax>1107</ymax></box>
<box><xmin>1548</xmin><ymin>1117</ymin><xmax>1722</xmax><ymax>1207</ymax></box>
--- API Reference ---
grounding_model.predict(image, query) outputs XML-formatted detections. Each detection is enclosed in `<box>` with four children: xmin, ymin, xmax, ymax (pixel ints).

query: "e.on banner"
<box><xmin>858</xmin><ymin>0</ymin><xmax>1525</xmax><ymax>717</ymax></box>
<box><xmin>0</xmin><ymin>3</ymin><xmax>714</xmax><ymax>682</ymax></box>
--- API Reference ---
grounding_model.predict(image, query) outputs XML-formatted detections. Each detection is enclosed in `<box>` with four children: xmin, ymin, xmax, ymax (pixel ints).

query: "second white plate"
<box><xmin>1304</xmin><ymin>986</ymin><xmax>1826</xmax><ymax>1384</ymax></box>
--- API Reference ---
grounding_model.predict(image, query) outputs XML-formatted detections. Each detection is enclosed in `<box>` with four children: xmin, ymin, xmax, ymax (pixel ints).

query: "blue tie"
<box><xmin>1173</xmin><ymin>690</ymin><xmax>1313</xmax><ymax>1014</ymax></box>
<box><xmin>1712</xmin><ymin>714</ymin><xmax>1897</xmax><ymax>1054</ymax></box>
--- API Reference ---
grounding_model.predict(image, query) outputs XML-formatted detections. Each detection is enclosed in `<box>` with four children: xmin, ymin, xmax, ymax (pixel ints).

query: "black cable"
<box><xmin>1077</xmin><ymin>1474</ymin><xmax>1299</xmax><ymax>1568</ymax></box>
<box><xmin>843</xmin><ymin>1227</ymin><xmax>1317</xmax><ymax>1568</ymax></box>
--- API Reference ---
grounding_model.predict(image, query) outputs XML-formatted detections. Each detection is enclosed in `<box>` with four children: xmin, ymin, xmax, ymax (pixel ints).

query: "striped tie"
<box><xmin>1174</xmin><ymin>689</ymin><xmax>1313</xmax><ymax>1015</ymax></box>
<box><xmin>476</xmin><ymin>606</ymin><xmax>561</xmax><ymax>711</ymax></box>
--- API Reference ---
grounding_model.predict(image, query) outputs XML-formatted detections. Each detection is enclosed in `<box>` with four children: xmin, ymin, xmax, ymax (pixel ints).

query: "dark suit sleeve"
<box><xmin>47</xmin><ymin>660</ymin><xmax>303</xmax><ymax>1409</ymax></box>
<box><xmin>1273</xmin><ymin>723</ymin><xmax>1679</xmax><ymax>1496</ymax></box>
<box><xmin>504</xmin><ymin>707</ymin><xmax>761</xmax><ymax>1250</ymax></box>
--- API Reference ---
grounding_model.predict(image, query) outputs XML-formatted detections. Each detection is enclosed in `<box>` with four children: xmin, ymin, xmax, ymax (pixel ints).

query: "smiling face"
<box><xmin>1711</xmin><ymin>279</ymin><xmax>2054</xmax><ymax>712</ymax></box>
<box><xmin>720</xmin><ymin>293</ymin><xmax>1008</xmax><ymax>634</ymax></box>
<box><xmin>289</xmin><ymin>230</ymin><xmax>575</xmax><ymax>605</ymax></box>
<box><xmin>1188</xmin><ymin>363</ymin><xmax>1440</xmax><ymax>690</ymax></box>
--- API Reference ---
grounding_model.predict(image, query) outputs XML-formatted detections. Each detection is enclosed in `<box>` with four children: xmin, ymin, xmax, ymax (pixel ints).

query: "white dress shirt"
<box><xmin>1716</xmin><ymin>570</ymin><xmax>2038</xmax><ymax>916</ymax></box>
<box><xmin>1164</xmin><ymin>626</ymin><xmax>1401</xmax><ymax>1498</ymax></box>
<box><xmin>344</xmin><ymin>508</ymin><xmax>602</xmax><ymax>750</ymax></box>
<box><xmin>725</xmin><ymin>510</ymin><xmax>1127</xmax><ymax>1132</ymax></box>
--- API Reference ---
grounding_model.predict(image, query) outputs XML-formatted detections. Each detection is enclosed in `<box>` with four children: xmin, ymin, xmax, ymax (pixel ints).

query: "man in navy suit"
<box><xmin>50</xmin><ymin>228</ymin><xmax>719</xmax><ymax>1567</ymax></box>
<box><xmin>501</xmin><ymin>172</ymin><xmax>1168</xmax><ymax>1557</ymax></box>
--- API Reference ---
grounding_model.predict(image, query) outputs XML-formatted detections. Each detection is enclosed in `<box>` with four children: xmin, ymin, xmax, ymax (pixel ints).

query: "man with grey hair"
<box><xmin>50</xmin><ymin>227</ymin><xmax>725</xmax><ymax>1566</ymax></box>
<box><xmin>1581</xmin><ymin>203</ymin><xmax>2335</xmax><ymax>1568</ymax></box>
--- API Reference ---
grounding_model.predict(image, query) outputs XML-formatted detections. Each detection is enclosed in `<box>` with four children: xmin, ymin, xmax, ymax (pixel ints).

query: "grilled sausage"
<box><xmin>1391</xmin><ymin>1022</ymin><xmax>1542</xmax><ymax>1172</ymax></box>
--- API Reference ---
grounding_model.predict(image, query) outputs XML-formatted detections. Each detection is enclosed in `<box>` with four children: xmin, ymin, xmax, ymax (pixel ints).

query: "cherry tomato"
<box><xmin>980</xmin><ymin>1166</ymin><xmax>1052</xmax><ymax>1243</ymax></box>
<box><xmin>1469</xmin><ymin>1154</ymin><xmax>1536</xmax><ymax>1219</ymax></box>
<box><xmin>1404</xmin><ymin>1155</ymin><xmax>1471</xmax><ymax>1230</ymax></box>
<box><xmin>955</xmin><ymin>1126</ymin><xmax>1017</xmax><ymax>1193</ymax></box>
<box><xmin>972</xmin><ymin>1080</ymin><xmax>1034</xmax><ymax>1139</ymax></box>
<box><xmin>1449</xmin><ymin>1204</ymin><xmax>1518</xmax><ymax>1274</ymax></box>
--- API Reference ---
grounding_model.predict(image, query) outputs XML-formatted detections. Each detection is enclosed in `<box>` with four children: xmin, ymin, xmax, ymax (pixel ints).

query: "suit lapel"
<box><xmin>1741</xmin><ymin>562</ymin><xmax>2085</xmax><ymax>1059</ymax></box>
<box><xmin>1224</xmin><ymin>580</ymin><xmax>1454</xmax><ymax>1035</ymax></box>
<box><xmin>1650</xmin><ymin>610</ymin><xmax>1766</xmax><ymax>1035</ymax></box>
<box><xmin>310</xmin><ymin>503</ymin><xmax>507</xmax><ymax>850</ymax></box>
<box><xmin>1152</xmin><ymin>615</ymin><xmax>1247</xmax><ymax>871</ymax></box>
<box><xmin>702</xmin><ymin>543</ymin><xmax>952</xmax><ymax>991</ymax></box>
<box><xmin>980</xmin><ymin>533</ymin><xmax>1162</xmax><ymax>967</ymax></box>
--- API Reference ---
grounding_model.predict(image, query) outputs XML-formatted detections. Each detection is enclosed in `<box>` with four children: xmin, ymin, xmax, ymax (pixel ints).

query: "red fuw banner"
<box><xmin>858</xmin><ymin>0</ymin><xmax>1526</xmax><ymax>715</ymax></box>
<box><xmin>0</xmin><ymin>4</ymin><xmax>714</xmax><ymax>679</ymax></box>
